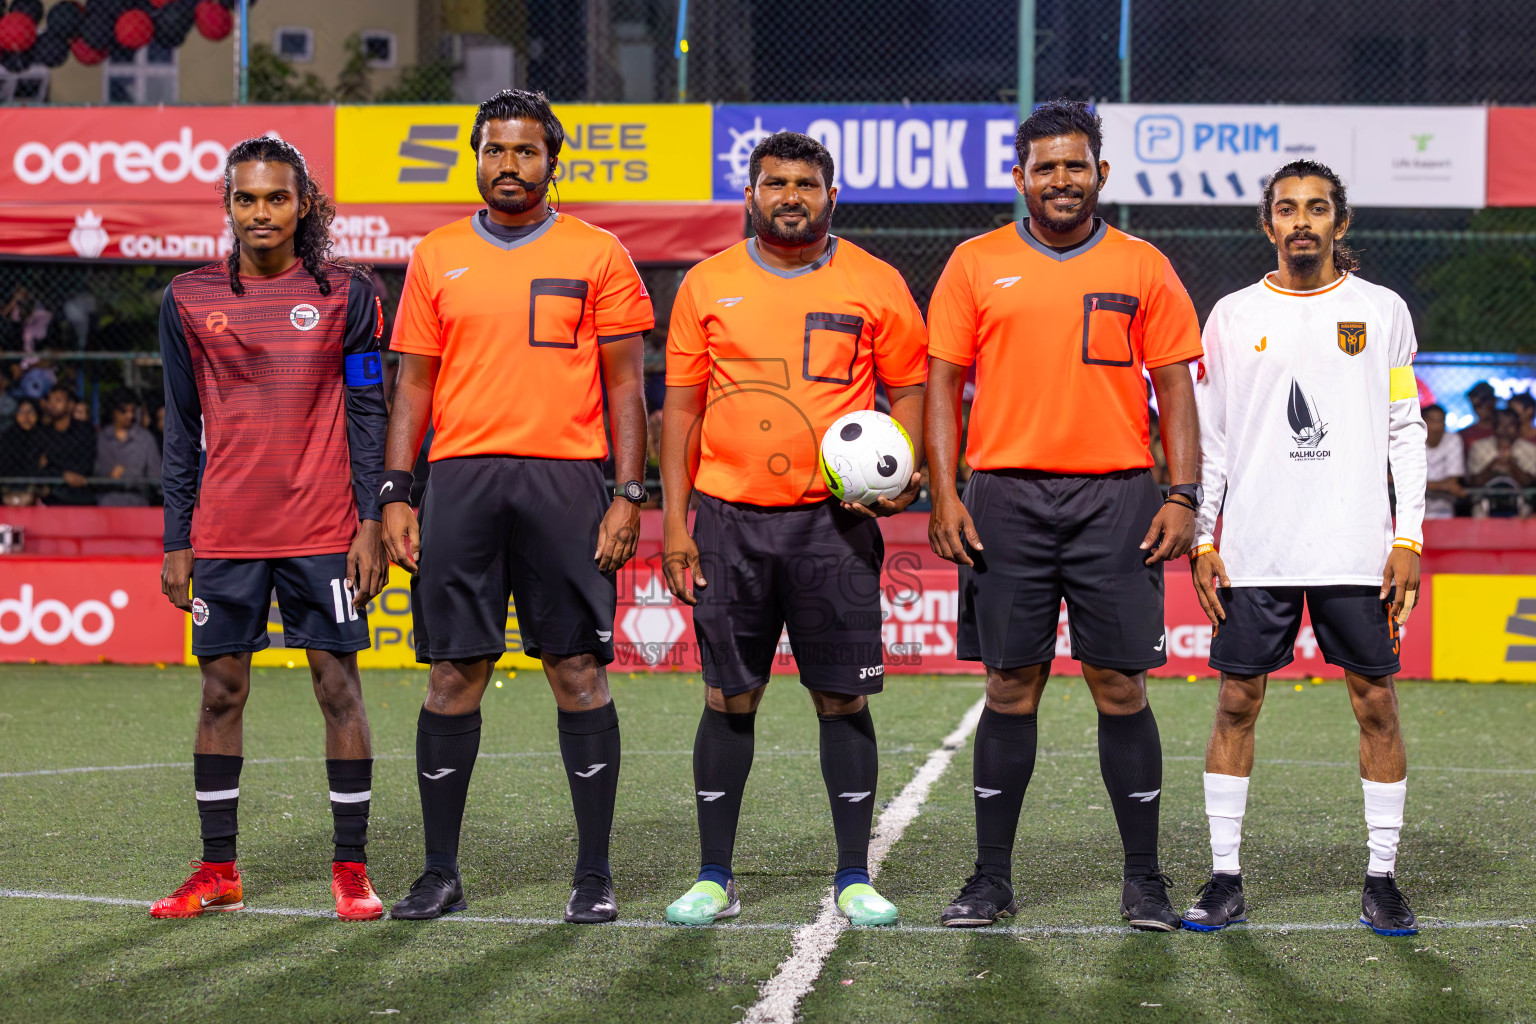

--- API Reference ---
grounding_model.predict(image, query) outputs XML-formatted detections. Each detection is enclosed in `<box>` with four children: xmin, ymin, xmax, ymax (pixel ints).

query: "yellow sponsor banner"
<box><xmin>334</xmin><ymin>103</ymin><xmax>712</xmax><ymax>203</ymax></box>
<box><xmin>1432</xmin><ymin>574</ymin><xmax>1536</xmax><ymax>682</ymax></box>
<box><xmin>184</xmin><ymin>564</ymin><xmax>542</xmax><ymax>671</ymax></box>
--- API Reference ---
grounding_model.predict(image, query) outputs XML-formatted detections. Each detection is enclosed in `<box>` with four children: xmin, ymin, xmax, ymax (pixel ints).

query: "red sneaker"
<box><xmin>332</xmin><ymin>861</ymin><xmax>383</xmax><ymax>921</ymax></box>
<box><xmin>150</xmin><ymin>861</ymin><xmax>243</xmax><ymax>918</ymax></box>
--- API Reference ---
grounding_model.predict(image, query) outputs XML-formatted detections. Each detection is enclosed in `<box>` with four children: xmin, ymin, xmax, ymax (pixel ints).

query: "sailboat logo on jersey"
<box><xmin>1338</xmin><ymin>321</ymin><xmax>1367</xmax><ymax>356</ymax></box>
<box><xmin>1287</xmin><ymin>379</ymin><xmax>1330</xmax><ymax>460</ymax></box>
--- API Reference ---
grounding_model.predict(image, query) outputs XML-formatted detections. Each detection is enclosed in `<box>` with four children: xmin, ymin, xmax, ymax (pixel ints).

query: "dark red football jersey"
<box><xmin>160</xmin><ymin>259</ymin><xmax>386</xmax><ymax>559</ymax></box>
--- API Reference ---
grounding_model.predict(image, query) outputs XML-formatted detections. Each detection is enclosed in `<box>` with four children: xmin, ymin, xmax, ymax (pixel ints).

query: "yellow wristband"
<box><xmin>1193</xmin><ymin>543</ymin><xmax>1215</xmax><ymax>557</ymax></box>
<box><xmin>1392</xmin><ymin>538</ymin><xmax>1422</xmax><ymax>555</ymax></box>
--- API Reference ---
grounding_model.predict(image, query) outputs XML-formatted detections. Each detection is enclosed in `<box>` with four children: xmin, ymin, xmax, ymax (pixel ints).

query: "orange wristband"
<box><xmin>1193</xmin><ymin>543</ymin><xmax>1215</xmax><ymax>557</ymax></box>
<box><xmin>1392</xmin><ymin>538</ymin><xmax>1422</xmax><ymax>555</ymax></box>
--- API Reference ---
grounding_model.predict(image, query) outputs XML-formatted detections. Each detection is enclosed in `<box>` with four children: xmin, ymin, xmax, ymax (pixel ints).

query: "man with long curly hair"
<box><xmin>152</xmin><ymin>136</ymin><xmax>390</xmax><ymax>922</ymax></box>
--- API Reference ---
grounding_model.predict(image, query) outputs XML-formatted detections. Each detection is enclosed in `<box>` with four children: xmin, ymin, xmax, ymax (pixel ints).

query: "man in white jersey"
<box><xmin>1183</xmin><ymin>161</ymin><xmax>1427</xmax><ymax>937</ymax></box>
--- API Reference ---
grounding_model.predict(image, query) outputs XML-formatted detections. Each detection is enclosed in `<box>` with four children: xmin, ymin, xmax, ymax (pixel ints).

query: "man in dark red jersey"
<box><xmin>153</xmin><ymin>137</ymin><xmax>389</xmax><ymax>922</ymax></box>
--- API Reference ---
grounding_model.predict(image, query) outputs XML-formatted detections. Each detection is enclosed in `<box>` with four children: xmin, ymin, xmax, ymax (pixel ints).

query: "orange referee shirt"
<box><xmin>391</xmin><ymin>211</ymin><xmax>654</xmax><ymax>461</ymax></box>
<box><xmin>927</xmin><ymin>219</ymin><xmax>1201</xmax><ymax>474</ymax></box>
<box><xmin>667</xmin><ymin>237</ymin><xmax>928</xmax><ymax>506</ymax></box>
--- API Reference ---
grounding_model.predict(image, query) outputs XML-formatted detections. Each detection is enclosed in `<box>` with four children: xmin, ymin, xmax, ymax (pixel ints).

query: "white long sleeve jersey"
<box><xmin>1194</xmin><ymin>272</ymin><xmax>1427</xmax><ymax>587</ymax></box>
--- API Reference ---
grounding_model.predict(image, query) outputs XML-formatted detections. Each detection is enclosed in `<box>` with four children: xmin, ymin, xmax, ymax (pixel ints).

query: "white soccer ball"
<box><xmin>819</xmin><ymin>410</ymin><xmax>914</xmax><ymax>507</ymax></box>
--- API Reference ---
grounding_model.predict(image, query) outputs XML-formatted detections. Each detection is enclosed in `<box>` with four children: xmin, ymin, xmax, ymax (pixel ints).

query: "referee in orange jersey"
<box><xmin>926</xmin><ymin>101</ymin><xmax>1203</xmax><ymax>931</ymax></box>
<box><xmin>379</xmin><ymin>90</ymin><xmax>653</xmax><ymax>924</ymax></box>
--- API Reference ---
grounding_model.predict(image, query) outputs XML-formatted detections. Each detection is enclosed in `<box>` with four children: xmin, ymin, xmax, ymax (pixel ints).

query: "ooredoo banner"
<box><xmin>0</xmin><ymin>106</ymin><xmax>336</xmax><ymax>203</ymax></box>
<box><xmin>0</xmin><ymin>557</ymin><xmax>181</xmax><ymax>664</ymax></box>
<box><xmin>1097</xmin><ymin>104</ymin><xmax>1487</xmax><ymax>208</ymax></box>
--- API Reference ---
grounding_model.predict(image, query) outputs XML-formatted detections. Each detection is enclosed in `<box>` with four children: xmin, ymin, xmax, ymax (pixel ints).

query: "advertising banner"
<box><xmin>0</xmin><ymin>200</ymin><xmax>742</xmax><ymax>266</ymax></box>
<box><xmin>713</xmin><ymin>104</ymin><xmax>1018</xmax><ymax>202</ymax></box>
<box><xmin>0</xmin><ymin>106</ymin><xmax>336</xmax><ymax>203</ymax></box>
<box><xmin>1487</xmin><ymin>107</ymin><xmax>1536</xmax><ymax>207</ymax></box>
<box><xmin>1097</xmin><ymin>104</ymin><xmax>1487</xmax><ymax>208</ymax></box>
<box><xmin>1431</xmin><ymin>574</ymin><xmax>1536</xmax><ymax>682</ymax></box>
<box><xmin>334</xmin><ymin>104</ymin><xmax>713</xmax><ymax>204</ymax></box>
<box><xmin>0</xmin><ymin>557</ymin><xmax>182</xmax><ymax>664</ymax></box>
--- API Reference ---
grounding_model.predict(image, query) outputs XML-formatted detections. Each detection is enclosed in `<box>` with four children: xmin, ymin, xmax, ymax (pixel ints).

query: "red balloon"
<box><xmin>114</xmin><ymin>9</ymin><xmax>153</xmax><ymax>50</ymax></box>
<box><xmin>0</xmin><ymin>12</ymin><xmax>37</xmax><ymax>53</ymax></box>
<box><xmin>70</xmin><ymin>38</ymin><xmax>105</xmax><ymax>65</ymax></box>
<box><xmin>149</xmin><ymin>0</ymin><xmax>176</xmax><ymax>6</ymax></box>
<box><xmin>194</xmin><ymin>0</ymin><xmax>231</xmax><ymax>42</ymax></box>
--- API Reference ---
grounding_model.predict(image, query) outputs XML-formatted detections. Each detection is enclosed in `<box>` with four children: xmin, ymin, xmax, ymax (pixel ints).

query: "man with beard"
<box><xmin>382</xmin><ymin>89</ymin><xmax>653</xmax><ymax>922</ymax></box>
<box><xmin>659</xmin><ymin>131</ymin><xmax>928</xmax><ymax>926</ymax></box>
<box><xmin>926</xmin><ymin>100</ymin><xmax>1202</xmax><ymax>930</ymax></box>
<box><xmin>1184</xmin><ymin>161</ymin><xmax>1426</xmax><ymax>936</ymax></box>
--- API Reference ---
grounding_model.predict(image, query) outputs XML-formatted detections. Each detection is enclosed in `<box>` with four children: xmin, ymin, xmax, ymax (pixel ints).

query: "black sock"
<box><xmin>694</xmin><ymin>706</ymin><xmax>756</xmax><ymax>872</ymax></box>
<box><xmin>417</xmin><ymin>707</ymin><xmax>481</xmax><ymax>875</ymax></box>
<box><xmin>1098</xmin><ymin>705</ymin><xmax>1163</xmax><ymax>877</ymax></box>
<box><xmin>557</xmin><ymin>701</ymin><xmax>621</xmax><ymax>881</ymax></box>
<box><xmin>194</xmin><ymin>753</ymin><xmax>242</xmax><ymax>863</ymax></box>
<box><xmin>327</xmin><ymin>757</ymin><xmax>372</xmax><ymax>864</ymax></box>
<box><xmin>819</xmin><ymin>706</ymin><xmax>879</xmax><ymax>879</ymax></box>
<box><xmin>972</xmin><ymin>707</ymin><xmax>1037</xmax><ymax>883</ymax></box>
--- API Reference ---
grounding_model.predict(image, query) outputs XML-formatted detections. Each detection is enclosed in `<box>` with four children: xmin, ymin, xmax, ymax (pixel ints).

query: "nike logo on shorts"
<box><xmin>574</xmin><ymin>763</ymin><xmax>607</xmax><ymax>778</ymax></box>
<box><xmin>421</xmin><ymin>768</ymin><xmax>456</xmax><ymax>780</ymax></box>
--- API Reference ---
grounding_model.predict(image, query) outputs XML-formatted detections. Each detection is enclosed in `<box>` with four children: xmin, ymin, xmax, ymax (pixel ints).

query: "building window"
<box><xmin>103</xmin><ymin>44</ymin><xmax>177</xmax><ymax>104</ymax></box>
<box><xmin>360</xmin><ymin>30</ymin><xmax>396</xmax><ymax>68</ymax></box>
<box><xmin>274</xmin><ymin>27</ymin><xmax>314</xmax><ymax>63</ymax></box>
<box><xmin>0</xmin><ymin>65</ymin><xmax>48</xmax><ymax>103</ymax></box>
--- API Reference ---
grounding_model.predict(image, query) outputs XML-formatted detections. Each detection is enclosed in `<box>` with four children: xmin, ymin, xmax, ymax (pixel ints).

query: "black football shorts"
<box><xmin>956</xmin><ymin>468</ymin><xmax>1168</xmax><ymax>673</ymax></box>
<box><xmin>1209</xmin><ymin>585</ymin><xmax>1401</xmax><ymax>677</ymax></box>
<box><xmin>411</xmin><ymin>455</ymin><xmax>616</xmax><ymax>665</ymax></box>
<box><xmin>691</xmin><ymin>494</ymin><xmax>886</xmax><ymax>697</ymax></box>
<box><xmin>190</xmin><ymin>553</ymin><xmax>370</xmax><ymax>658</ymax></box>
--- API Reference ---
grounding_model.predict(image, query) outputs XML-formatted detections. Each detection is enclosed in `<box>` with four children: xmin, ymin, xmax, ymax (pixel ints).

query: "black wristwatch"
<box><xmin>1167</xmin><ymin>483</ymin><xmax>1203</xmax><ymax>509</ymax></box>
<box><xmin>616</xmin><ymin>480</ymin><xmax>646</xmax><ymax>505</ymax></box>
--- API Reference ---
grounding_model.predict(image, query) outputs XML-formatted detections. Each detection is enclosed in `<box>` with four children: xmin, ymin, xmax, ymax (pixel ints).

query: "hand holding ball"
<box><xmin>818</xmin><ymin>410</ymin><xmax>914</xmax><ymax>509</ymax></box>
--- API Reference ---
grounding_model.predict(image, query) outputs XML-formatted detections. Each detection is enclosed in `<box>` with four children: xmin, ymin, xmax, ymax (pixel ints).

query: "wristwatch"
<box><xmin>616</xmin><ymin>480</ymin><xmax>646</xmax><ymax>505</ymax></box>
<box><xmin>1167</xmin><ymin>483</ymin><xmax>1203</xmax><ymax>508</ymax></box>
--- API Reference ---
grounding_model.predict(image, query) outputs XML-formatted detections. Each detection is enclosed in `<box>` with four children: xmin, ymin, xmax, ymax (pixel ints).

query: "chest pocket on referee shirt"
<box><xmin>529</xmin><ymin>278</ymin><xmax>590</xmax><ymax>349</ymax></box>
<box><xmin>802</xmin><ymin>312</ymin><xmax>865</xmax><ymax>385</ymax></box>
<box><xmin>1080</xmin><ymin>292</ymin><xmax>1139</xmax><ymax>367</ymax></box>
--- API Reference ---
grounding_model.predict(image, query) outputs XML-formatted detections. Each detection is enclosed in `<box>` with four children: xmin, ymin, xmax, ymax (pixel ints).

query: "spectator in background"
<box><xmin>36</xmin><ymin>385</ymin><xmax>96</xmax><ymax>505</ymax></box>
<box><xmin>95</xmin><ymin>394</ymin><xmax>161</xmax><ymax>506</ymax></box>
<box><xmin>1510</xmin><ymin>392</ymin><xmax>1536</xmax><ymax>444</ymax></box>
<box><xmin>1467</xmin><ymin>408</ymin><xmax>1536</xmax><ymax>518</ymax></box>
<box><xmin>1</xmin><ymin>285</ymin><xmax>52</xmax><ymax>354</ymax></box>
<box><xmin>12</xmin><ymin>358</ymin><xmax>56</xmax><ymax>403</ymax></box>
<box><xmin>0</xmin><ymin>397</ymin><xmax>43</xmax><ymax>505</ymax></box>
<box><xmin>1459</xmin><ymin>381</ymin><xmax>1499</xmax><ymax>444</ymax></box>
<box><xmin>1422</xmin><ymin>403</ymin><xmax>1465</xmax><ymax>520</ymax></box>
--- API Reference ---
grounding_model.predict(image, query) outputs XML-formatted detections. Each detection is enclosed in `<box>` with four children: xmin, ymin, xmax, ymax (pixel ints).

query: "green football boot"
<box><xmin>664</xmin><ymin>878</ymin><xmax>740</xmax><ymax>925</ymax></box>
<box><xmin>836</xmin><ymin>883</ymin><xmax>899</xmax><ymax>926</ymax></box>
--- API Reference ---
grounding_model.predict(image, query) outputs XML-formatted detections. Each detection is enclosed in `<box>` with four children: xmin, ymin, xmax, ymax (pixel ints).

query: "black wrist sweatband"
<box><xmin>378</xmin><ymin>469</ymin><xmax>414</xmax><ymax>506</ymax></box>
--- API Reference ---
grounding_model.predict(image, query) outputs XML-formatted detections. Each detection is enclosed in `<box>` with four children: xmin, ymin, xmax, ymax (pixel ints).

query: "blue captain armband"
<box><xmin>345</xmin><ymin>352</ymin><xmax>383</xmax><ymax>386</ymax></box>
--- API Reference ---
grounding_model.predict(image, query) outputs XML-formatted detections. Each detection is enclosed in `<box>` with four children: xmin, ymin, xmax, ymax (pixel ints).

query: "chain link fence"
<box><xmin>3</xmin><ymin>0</ymin><xmax>1536</xmax><ymax>508</ymax></box>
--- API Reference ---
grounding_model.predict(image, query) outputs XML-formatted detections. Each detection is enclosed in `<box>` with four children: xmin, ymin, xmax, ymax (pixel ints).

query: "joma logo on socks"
<box><xmin>1129</xmin><ymin>789</ymin><xmax>1161</xmax><ymax>803</ymax></box>
<box><xmin>420</xmin><ymin>769</ymin><xmax>456</xmax><ymax>780</ymax></box>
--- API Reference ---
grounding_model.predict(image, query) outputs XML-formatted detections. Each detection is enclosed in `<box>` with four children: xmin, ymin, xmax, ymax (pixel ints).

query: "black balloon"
<box><xmin>152</xmin><ymin>4</ymin><xmax>191</xmax><ymax>47</ymax></box>
<box><xmin>10</xmin><ymin>0</ymin><xmax>44</xmax><ymax>22</ymax></box>
<box><xmin>34</xmin><ymin>27</ymin><xmax>68</xmax><ymax>65</ymax></box>
<box><xmin>1</xmin><ymin>49</ymin><xmax>30</xmax><ymax>72</ymax></box>
<box><xmin>46</xmin><ymin>1</ymin><xmax>84</xmax><ymax>35</ymax></box>
<box><xmin>107</xmin><ymin>39</ymin><xmax>133</xmax><ymax>61</ymax></box>
<box><xmin>80</xmin><ymin>11</ymin><xmax>112</xmax><ymax>48</ymax></box>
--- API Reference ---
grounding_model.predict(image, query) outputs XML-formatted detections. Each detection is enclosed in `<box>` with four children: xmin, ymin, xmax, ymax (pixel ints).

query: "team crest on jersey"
<box><xmin>191</xmin><ymin>598</ymin><xmax>210</xmax><ymax>626</ymax></box>
<box><xmin>1286</xmin><ymin>379</ymin><xmax>1330</xmax><ymax>459</ymax></box>
<box><xmin>1337</xmin><ymin>321</ymin><xmax>1367</xmax><ymax>356</ymax></box>
<box><xmin>289</xmin><ymin>303</ymin><xmax>321</xmax><ymax>332</ymax></box>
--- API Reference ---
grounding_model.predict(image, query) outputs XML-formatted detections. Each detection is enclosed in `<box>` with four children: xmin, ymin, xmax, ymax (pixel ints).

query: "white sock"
<box><xmin>1204</xmin><ymin>772</ymin><xmax>1250</xmax><ymax>874</ymax></box>
<box><xmin>1362</xmin><ymin>777</ymin><xmax>1407</xmax><ymax>876</ymax></box>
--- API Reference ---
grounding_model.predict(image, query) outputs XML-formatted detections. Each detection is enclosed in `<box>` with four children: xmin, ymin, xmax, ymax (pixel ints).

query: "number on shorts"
<box><xmin>329</xmin><ymin>578</ymin><xmax>359</xmax><ymax>623</ymax></box>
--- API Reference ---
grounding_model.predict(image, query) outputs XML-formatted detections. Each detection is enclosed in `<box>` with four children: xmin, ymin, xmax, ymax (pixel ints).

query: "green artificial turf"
<box><xmin>0</xmin><ymin>667</ymin><xmax>1532</xmax><ymax>1023</ymax></box>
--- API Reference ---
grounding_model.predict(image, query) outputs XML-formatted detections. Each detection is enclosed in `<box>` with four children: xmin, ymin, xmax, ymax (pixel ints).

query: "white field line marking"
<box><xmin>742</xmin><ymin>696</ymin><xmax>987</xmax><ymax>1024</ymax></box>
<box><xmin>1</xmin><ymin>890</ymin><xmax>1530</xmax><ymax>937</ymax></box>
<box><xmin>0</xmin><ymin>747</ymin><xmax>919</xmax><ymax>780</ymax></box>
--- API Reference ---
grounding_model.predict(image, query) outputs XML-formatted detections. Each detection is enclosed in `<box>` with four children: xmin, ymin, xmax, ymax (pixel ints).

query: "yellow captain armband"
<box><xmin>1193</xmin><ymin>543</ymin><xmax>1216</xmax><ymax>557</ymax></box>
<box><xmin>1389</xmin><ymin>366</ymin><xmax>1418</xmax><ymax>402</ymax></box>
<box><xmin>1392</xmin><ymin>538</ymin><xmax>1422</xmax><ymax>555</ymax></box>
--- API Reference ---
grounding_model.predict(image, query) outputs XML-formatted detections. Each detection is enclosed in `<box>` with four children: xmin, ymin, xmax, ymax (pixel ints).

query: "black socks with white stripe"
<box><xmin>557</xmin><ymin>702</ymin><xmax>622</xmax><ymax>881</ymax></box>
<box><xmin>972</xmin><ymin>707</ymin><xmax>1038</xmax><ymax>884</ymax></box>
<box><xmin>1098</xmin><ymin>705</ymin><xmax>1164</xmax><ymax>878</ymax></box>
<box><xmin>327</xmin><ymin>758</ymin><xmax>372</xmax><ymax>863</ymax></box>
<box><xmin>194</xmin><ymin>752</ymin><xmax>242</xmax><ymax>863</ymax></box>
